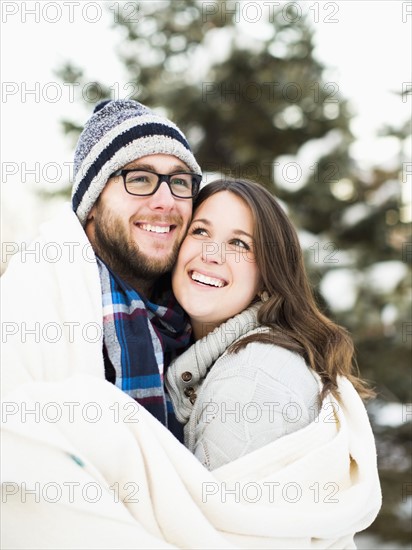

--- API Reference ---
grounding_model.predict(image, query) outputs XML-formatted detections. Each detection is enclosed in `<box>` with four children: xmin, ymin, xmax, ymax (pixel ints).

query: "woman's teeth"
<box><xmin>191</xmin><ymin>271</ymin><xmax>225</xmax><ymax>288</ymax></box>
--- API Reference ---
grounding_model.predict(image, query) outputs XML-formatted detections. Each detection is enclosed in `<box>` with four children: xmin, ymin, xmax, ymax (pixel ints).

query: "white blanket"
<box><xmin>1</xmin><ymin>203</ymin><xmax>104</xmax><ymax>397</ymax></box>
<box><xmin>1</xmin><ymin>205</ymin><xmax>382</xmax><ymax>549</ymax></box>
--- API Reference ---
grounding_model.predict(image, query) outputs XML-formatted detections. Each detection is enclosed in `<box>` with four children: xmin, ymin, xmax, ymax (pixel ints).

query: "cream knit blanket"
<box><xmin>1</xmin><ymin>205</ymin><xmax>382</xmax><ymax>549</ymax></box>
<box><xmin>2</xmin><ymin>371</ymin><xmax>381</xmax><ymax>549</ymax></box>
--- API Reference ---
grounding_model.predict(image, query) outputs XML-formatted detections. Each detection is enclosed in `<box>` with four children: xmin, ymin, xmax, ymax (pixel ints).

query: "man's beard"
<box><xmin>92</xmin><ymin>206</ymin><xmax>182</xmax><ymax>282</ymax></box>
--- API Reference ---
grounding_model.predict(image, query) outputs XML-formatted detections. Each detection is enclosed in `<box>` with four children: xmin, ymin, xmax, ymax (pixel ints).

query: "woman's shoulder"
<box><xmin>204</xmin><ymin>340</ymin><xmax>321</xmax><ymax>405</ymax></box>
<box><xmin>211</xmin><ymin>340</ymin><xmax>314</xmax><ymax>381</ymax></box>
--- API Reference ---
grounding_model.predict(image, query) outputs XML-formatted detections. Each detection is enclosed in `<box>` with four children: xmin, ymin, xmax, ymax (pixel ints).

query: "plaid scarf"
<box><xmin>97</xmin><ymin>258</ymin><xmax>191</xmax><ymax>435</ymax></box>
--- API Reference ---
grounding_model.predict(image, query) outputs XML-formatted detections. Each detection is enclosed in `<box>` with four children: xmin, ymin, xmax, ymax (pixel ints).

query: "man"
<box><xmin>1</xmin><ymin>99</ymin><xmax>202</xmax><ymax>436</ymax></box>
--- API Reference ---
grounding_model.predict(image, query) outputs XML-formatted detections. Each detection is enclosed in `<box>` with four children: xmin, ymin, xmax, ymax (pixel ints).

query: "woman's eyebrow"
<box><xmin>191</xmin><ymin>220</ymin><xmax>253</xmax><ymax>240</ymax></box>
<box><xmin>191</xmin><ymin>218</ymin><xmax>211</xmax><ymax>225</ymax></box>
<box><xmin>233</xmin><ymin>229</ymin><xmax>253</xmax><ymax>240</ymax></box>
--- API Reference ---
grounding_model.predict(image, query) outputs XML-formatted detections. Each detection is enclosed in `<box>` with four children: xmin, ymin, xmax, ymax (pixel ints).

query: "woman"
<box><xmin>166</xmin><ymin>178</ymin><xmax>374</xmax><ymax>470</ymax></box>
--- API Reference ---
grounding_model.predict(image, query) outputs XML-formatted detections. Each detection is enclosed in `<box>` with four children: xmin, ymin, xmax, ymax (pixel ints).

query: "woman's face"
<box><xmin>172</xmin><ymin>191</ymin><xmax>261</xmax><ymax>339</ymax></box>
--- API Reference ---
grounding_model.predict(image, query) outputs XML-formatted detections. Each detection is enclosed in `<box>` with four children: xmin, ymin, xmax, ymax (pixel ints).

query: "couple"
<box><xmin>2</xmin><ymin>100</ymin><xmax>381</xmax><ymax>549</ymax></box>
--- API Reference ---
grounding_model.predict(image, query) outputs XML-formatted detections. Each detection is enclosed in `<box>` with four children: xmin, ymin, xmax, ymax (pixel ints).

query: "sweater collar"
<box><xmin>165</xmin><ymin>302</ymin><xmax>262</xmax><ymax>423</ymax></box>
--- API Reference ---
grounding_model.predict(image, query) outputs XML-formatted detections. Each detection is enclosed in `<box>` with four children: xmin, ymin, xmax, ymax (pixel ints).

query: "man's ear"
<box><xmin>84</xmin><ymin>206</ymin><xmax>96</xmax><ymax>242</ymax></box>
<box><xmin>87</xmin><ymin>205</ymin><xmax>96</xmax><ymax>221</ymax></box>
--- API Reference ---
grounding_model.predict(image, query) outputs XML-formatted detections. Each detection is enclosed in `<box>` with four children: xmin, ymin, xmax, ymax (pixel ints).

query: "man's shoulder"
<box><xmin>1</xmin><ymin>202</ymin><xmax>99</xmax><ymax>301</ymax></box>
<box><xmin>38</xmin><ymin>202</ymin><xmax>86</xmax><ymax>240</ymax></box>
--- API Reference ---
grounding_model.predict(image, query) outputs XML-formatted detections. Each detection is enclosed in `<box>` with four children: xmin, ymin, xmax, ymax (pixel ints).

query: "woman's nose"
<box><xmin>201</xmin><ymin>241</ymin><xmax>224</xmax><ymax>264</ymax></box>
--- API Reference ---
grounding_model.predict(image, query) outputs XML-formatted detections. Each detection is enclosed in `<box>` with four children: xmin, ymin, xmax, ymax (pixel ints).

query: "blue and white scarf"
<box><xmin>97</xmin><ymin>258</ymin><xmax>191</xmax><ymax>435</ymax></box>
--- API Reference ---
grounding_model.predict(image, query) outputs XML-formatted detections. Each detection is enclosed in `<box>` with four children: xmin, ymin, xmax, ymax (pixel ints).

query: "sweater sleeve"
<box><xmin>185</xmin><ymin>343</ymin><xmax>320</xmax><ymax>471</ymax></box>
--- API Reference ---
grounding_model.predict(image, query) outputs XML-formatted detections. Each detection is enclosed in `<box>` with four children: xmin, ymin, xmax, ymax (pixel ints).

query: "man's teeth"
<box><xmin>140</xmin><ymin>224</ymin><xmax>171</xmax><ymax>233</ymax></box>
<box><xmin>191</xmin><ymin>271</ymin><xmax>225</xmax><ymax>288</ymax></box>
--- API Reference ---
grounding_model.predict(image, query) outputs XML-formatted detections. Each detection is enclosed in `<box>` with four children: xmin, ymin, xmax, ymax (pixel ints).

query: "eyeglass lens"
<box><xmin>124</xmin><ymin>170</ymin><xmax>197</xmax><ymax>197</ymax></box>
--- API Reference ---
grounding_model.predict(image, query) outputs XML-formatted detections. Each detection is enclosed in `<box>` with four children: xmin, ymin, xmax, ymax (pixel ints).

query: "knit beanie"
<box><xmin>71</xmin><ymin>99</ymin><xmax>201</xmax><ymax>225</ymax></box>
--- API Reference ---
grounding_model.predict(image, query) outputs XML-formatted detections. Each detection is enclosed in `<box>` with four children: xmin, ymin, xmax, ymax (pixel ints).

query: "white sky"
<box><xmin>1</xmin><ymin>1</ymin><xmax>411</xmax><ymax>230</ymax></box>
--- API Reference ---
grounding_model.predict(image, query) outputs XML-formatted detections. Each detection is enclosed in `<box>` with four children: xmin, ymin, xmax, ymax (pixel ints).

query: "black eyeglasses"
<box><xmin>110</xmin><ymin>169</ymin><xmax>202</xmax><ymax>199</ymax></box>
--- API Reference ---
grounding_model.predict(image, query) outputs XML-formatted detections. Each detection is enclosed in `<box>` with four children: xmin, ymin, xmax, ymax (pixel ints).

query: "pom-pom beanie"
<box><xmin>72</xmin><ymin>99</ymin><xmax>201</xmax><ymax>225</ymax></box>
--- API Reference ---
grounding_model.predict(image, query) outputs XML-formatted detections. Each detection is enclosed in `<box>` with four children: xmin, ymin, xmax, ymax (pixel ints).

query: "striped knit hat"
<box><xmin>72</xmin><ymin>99</ymin><xmax>201</xmax><ymax>225</ymax></box>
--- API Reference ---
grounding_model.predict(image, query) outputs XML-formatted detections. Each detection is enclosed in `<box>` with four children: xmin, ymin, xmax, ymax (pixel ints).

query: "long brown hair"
<box><xmin>194</xmin><ymin>179</ymin><xmax>373</xmax><ymax>400</ymax></box>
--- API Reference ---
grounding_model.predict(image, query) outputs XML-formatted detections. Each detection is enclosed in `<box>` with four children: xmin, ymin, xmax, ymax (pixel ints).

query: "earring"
<box><xmin>260</xmin><ymin>290</ymin><xmax>269</xmax><ymax>302</ymax></box>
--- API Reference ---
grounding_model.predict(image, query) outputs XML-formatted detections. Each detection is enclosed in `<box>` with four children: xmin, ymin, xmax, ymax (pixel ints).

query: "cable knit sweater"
<box><xmin>165</xmin><ymin>304</ymin><xmax>320</xmax><ymax>470</ymax></box>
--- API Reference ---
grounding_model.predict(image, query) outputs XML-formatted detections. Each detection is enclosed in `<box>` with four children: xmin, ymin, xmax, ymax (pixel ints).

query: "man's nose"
<box><xmin>148</xmin><ymin>181</ymin><xmax>175</xmax><ymax>210</ymax></box>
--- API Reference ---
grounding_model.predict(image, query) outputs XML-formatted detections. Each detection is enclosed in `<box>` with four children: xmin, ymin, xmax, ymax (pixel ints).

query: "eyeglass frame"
<box><xmin>110</xmin><ymin>168</ymin><xmax>202</xmax><ymax>199</ymax></box>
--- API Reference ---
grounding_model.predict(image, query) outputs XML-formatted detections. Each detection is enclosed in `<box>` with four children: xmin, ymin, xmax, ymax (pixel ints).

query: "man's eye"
<box><xmin>128</xmin><ymin>175</ymin><xmax>149</xmax><ymax>183</ymax></box>
<box><xmin>171</xmin><ymin>177</ymin><xmax>190</xmax><ymax>188</ymax></box>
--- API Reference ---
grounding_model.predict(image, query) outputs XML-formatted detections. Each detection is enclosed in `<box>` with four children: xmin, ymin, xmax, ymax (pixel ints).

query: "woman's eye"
<box><xmin>231</xmin><ymin>239</ymin><xmax>250</xmax><ymax>250</ymax></box>
<box><xmin>191</xmin><ymin>226</ymin><xmax>208</xmax><ymax>236</ymax></box>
